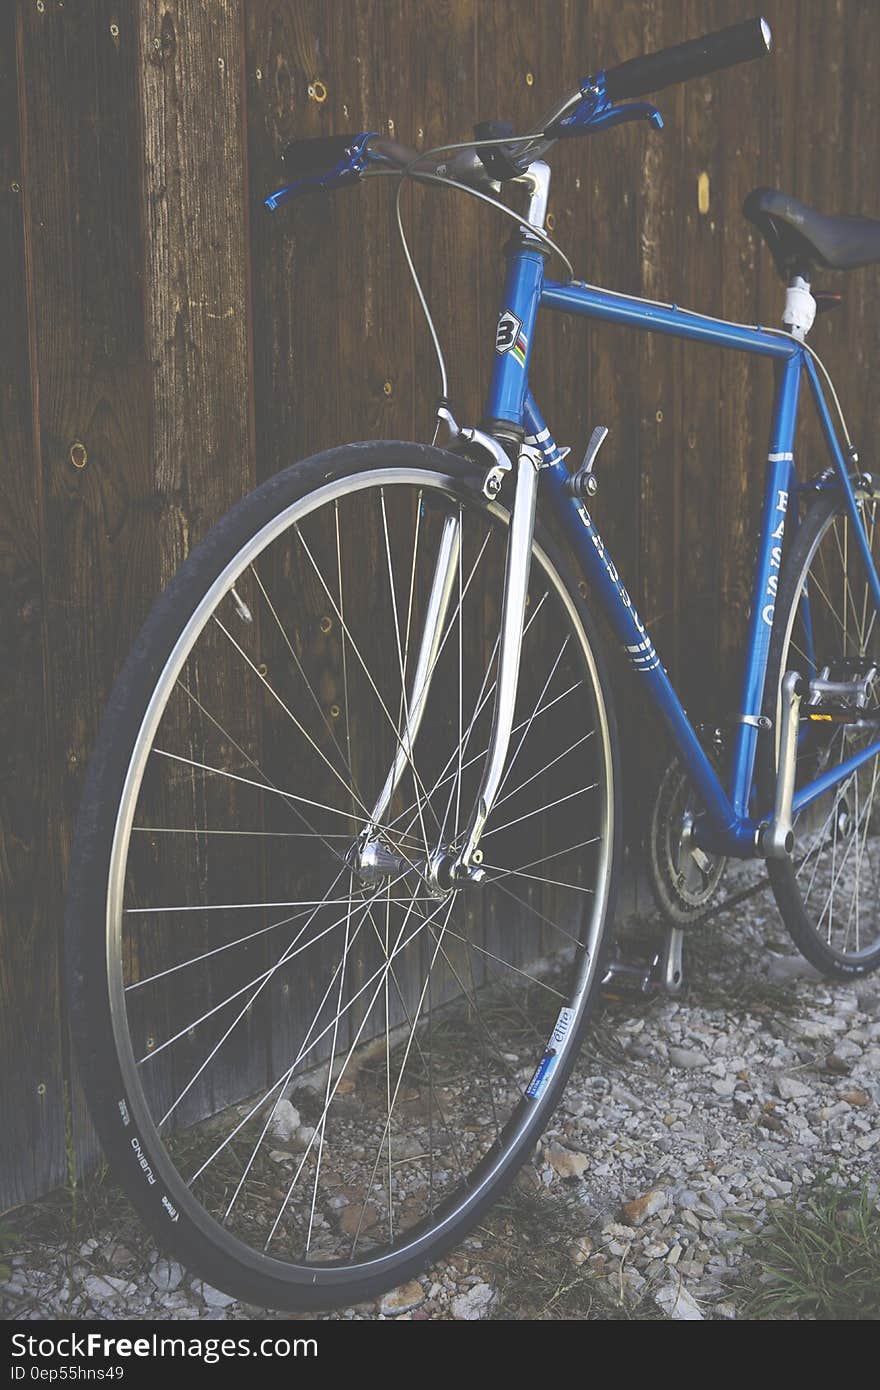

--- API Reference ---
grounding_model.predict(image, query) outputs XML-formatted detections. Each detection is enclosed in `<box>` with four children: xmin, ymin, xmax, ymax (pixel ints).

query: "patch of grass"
<box><xmin>741</xmin><ymin>1173</ymin><xmax>880</xmax><ymax>1320</ymax></box>
<box><xmin>10</xmin><ymin>1161</ymin><xmax>147</xmax><ymax>1258</ymax></box>
<box><xmin>476</xmin><ymin>1184</ymin><xmax>662</xmax><ymax>1320</ymax></box>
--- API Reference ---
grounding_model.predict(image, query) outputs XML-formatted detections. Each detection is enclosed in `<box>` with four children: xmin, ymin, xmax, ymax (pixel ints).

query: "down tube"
<box><xmin>523</xmin><ymin>395</ymin><xmax>754</xmax><ymax>856</ymax></box>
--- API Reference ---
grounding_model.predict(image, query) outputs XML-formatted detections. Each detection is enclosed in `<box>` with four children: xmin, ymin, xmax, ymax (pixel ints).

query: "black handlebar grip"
<box><xmin>604</xmin><ymin>16</ymin><xmax>772</xmax><ymax>101</ymax></box>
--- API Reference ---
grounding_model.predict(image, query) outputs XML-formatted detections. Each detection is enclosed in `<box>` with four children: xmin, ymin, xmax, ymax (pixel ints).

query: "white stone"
<box><xmin>270</xmin><ymin>1099</ymin><xmax>302</xmax><ymax>1143</ymax></box>
<box><xmin>451</xmin><ymin>1282</ymin><xmax>495</xmax><ymax>1320</ymax></box>
<box><xmin>379</xmin><ymin>1280</ymin><xmax>426</xmax><ymax>1316</ymax></box>
<box><xmin>546</xmin><ymin>1143</ymin><xmax>589</xmax><ymax>1179</ymax></box>
<box><xmin>83</xmin><ymin>1275</ymin><xmax>120</xmax><ymax>1301</ymax></box>
<box><xmin>149</xmin><ymin>1259</ymin><xmax>184</xmax><ymax>1293</ymax></box>
<box><xmin>767</xmin><ymin>955</ymin><xmax>823</xmax><ymax>983</ymax></box>
<box><xmin>775</xmin><ymin>1075</ymin><xmax>811</xmax><ymax>1101</ymax></box>
<box><xmin>668</xmin><ymin>1047</ymin><xmax>709</xmax><ymax>1070</ymax></box>
<box><xmin>656</xmin><ymin>1280</ymin><xmax>704</xmax><ymax>1320</ymax></box>
<box><xmin>200</xmin><ymin>1282</ymin><xmax>237</xmax><ymax>1309</ymax></box>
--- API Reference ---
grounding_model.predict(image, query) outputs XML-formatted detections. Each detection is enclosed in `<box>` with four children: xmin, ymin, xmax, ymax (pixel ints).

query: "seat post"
<box><xmin>782</xmin><ymin>274</ymin><xmax>817</xmax><ymax>340</ymax></box>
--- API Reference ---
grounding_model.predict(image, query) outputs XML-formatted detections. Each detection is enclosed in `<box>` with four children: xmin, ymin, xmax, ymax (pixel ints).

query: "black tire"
<box><xmin>65</xmin><ymin>441</ymin><xmax>621</xmax><ymax>1311</ymax></box>
<box><xmin>760</xmin><ymin>485</ymin><xmax>880</xmax><ymax>979</ymax></box>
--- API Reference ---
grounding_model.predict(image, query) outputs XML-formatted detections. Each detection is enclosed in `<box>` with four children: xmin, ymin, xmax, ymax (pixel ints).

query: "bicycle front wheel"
<box><xmin>762</xmin><ymin>484</ymin><xmax>880</xmax><ymax>978</ymax></box>
<box><xmin>66</xmin><ymin>441</ymin><xmax>620</xmax><ymax>1310</ymax></box>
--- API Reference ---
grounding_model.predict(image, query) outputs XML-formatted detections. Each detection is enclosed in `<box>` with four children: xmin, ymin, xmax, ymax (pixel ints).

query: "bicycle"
<box><xmin>66</xmin><ymin>16</ymin><xmax>880</xmax><ymax>1311</ymax></box>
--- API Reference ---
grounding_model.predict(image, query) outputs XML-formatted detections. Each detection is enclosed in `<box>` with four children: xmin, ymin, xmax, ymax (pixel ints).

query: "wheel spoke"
<box><xmin>483</xmin><ymin>781</ymin><xmax>598</xmax><ymax>839</ymax></box>
<box><xmin>294</xmin><ymin>522</ymin><xmax>443</xmax><ymax>836</ymax></box>
<box><xmin>101</xmin><ymin>473</ymin><xmax>613</xmax><ymax>1282</ymax></box>
<box><xmin>263</xmin><ymin>893</ymin><xmax>454</xmax><ymax>1251</ymax></box>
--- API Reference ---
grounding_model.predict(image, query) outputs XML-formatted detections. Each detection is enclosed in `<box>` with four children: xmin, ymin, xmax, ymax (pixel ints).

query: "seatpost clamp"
<box><xmin>782</xmin><ymin>277</ymin><xmax>817</xmax><ymax>340</ymax></box>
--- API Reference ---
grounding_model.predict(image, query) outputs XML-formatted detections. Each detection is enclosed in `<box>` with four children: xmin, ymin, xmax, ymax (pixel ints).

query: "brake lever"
<box><xmin>546</xmin><ymin>74</ymin><xmax>663</xmax><ymax>138</ymax></box>
<box><xmin>264</xmin><ymin>130</ymin><xmax>378</xmax><ymax>211</ymax></box>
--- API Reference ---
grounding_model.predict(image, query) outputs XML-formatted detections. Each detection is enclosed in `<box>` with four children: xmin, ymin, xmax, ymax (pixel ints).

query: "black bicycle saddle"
<box><xmin>744</xmin><ymin>186</ymin><xmax>880</xmax><ymax>280</ymax></box>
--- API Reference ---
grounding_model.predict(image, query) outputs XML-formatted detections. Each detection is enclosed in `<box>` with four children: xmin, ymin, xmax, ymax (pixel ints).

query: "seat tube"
<box><xmin>730</xmin><ymin>351</ymin><xmax>802</xmax><ymax>816</ymax></box>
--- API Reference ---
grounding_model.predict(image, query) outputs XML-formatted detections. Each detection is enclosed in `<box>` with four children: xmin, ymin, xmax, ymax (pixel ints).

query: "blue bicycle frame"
<box><xmin>484</xmin><ymin>241</ymin><xmax>880</xmax><ymax>859</ymax></box>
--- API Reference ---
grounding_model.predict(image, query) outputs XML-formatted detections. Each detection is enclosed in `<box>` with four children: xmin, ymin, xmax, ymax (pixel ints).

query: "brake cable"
<box><xmin>363</xmin><ymin>132</ymin><xmax>575</xmax><ymax>431</ymax></box>
<box><xmin>367</xmin><ymin>128</ymin><xmax>855</xmax><ymax>462</ymax></box>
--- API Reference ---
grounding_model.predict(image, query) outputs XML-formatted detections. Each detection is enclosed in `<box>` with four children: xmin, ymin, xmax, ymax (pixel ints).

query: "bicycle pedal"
<box><xmin>601</xmin><ymin>950</ymin><xmax>662</xmax><ymax>998</ymax></box>
<box><xmin>806</xmin><ymin>661</ymin><xmax>878</xmax><ymax>715</ymax></box>
<box><xmin>601</xmin><ymin>923</ymin><xmax>685</xmax><ymax>998</ymax></box>
<box><xmin>806</xmin><ymin>707</ymin><xmax>880</xmax><ymax>727</ymax></box>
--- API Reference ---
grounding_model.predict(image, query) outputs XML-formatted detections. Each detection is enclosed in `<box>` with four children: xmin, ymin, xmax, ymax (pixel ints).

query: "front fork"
<box><xmin>358</xmin><ymin>443</ymin><xmax>541</xmax><ymax>883</ymax></box>
<box><xmin>453</xmin><ymin>446</ymin><xmax>541</xmax><ymax>878</ymax></box>
<box><xmin>362</xmin><ymin>509</ymin><xmax>461</xmax><ymax>837</ymax></box>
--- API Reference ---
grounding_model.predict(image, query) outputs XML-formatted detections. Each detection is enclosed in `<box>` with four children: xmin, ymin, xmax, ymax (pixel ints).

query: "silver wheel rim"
<box><xmin>776</xmin><ymin>494</ymin><xmax>880</xmax><ymax>962</ymax></box>
<box><xmin>104</xmin><ymin>465</ymin><xmax>615</xmax><ymax>1283</ymax></box>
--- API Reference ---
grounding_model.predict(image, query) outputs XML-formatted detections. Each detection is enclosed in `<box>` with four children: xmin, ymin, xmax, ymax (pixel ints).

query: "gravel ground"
<box><xmin>3</xmin><ymin>863</ymin><xmax>879</xmax><ymax>1322</ymax></box>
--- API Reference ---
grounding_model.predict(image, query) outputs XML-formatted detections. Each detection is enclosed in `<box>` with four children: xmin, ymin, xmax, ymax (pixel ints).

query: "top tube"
<box><xmin>541</xmin><ymin>279</ymin><xmax>799</xmax><ymax>362</ymax></box>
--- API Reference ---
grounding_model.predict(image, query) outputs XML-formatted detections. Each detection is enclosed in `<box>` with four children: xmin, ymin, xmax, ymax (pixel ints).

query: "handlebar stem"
<box><xmin>512</xmin><ymin>161</ymin><xmax>552</xmax><ymax>231</ymax></box>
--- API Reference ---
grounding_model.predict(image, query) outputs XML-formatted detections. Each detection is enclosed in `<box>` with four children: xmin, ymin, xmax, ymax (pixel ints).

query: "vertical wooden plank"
<box><xmin>386</xmin><ymin>0</ymin><xmax>484</xmax><ymax>436</ymax></box>
<box><xmin>138</xmin><ymin>0</ymin><xmax>266</xmax><ymax>1116</ymax></box>
<box><xmin>840</xmin><ymin>0</ymin><xmax>880</xmax><ymax>458</ymax></box>
<box><xmin>141</xmin><ymin>0</ymin><xmax>255</xmax><ymax>572</ymax></box>
<box><xmin>633</xmin><ymin>0</ymin><xmax>685</xmax><ymax>835</ymax></box>
<box><xmin>528</xmin><ymin>0</ymin><xmax>596</xmax><ymax>464</ymax></box>
<box><xmin>246</xmin><ymin>0</ymin><xmax>343</xmax><ymax>478</ymax></box>
<box><xmin>786</xmin><ymin>0</ymin><xmax>836</xmax><ymax>471</ymax></box>
<box><xmin>0</xmin><ymin>2</ymin><xmax>65</xmax><ymax>1210</ymax></box>
<box><xmin>717</xmin><ymin>0</ymin><xmax>765</xmax><ymax>700</ymax></box>
<box><xmin>328</xmin><ymin>0</ymin><xmax>417</xmax><ymax>443</ymax></box>
<box><xmin>15</xmin><ymin>0</ymin><xmax>158</xmax><ymax>1193</ymax></box>
<box><xmin>678</xmin><ymin>0</ymin><xmax>725</xmax><ymax>718</ymax></box>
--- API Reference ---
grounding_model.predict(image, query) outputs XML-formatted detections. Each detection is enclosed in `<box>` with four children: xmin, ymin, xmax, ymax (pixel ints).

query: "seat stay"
<box><xmin>804</xmin><ymin>351</ymin><xmax>880</xmax><ymax>618</ymax></box>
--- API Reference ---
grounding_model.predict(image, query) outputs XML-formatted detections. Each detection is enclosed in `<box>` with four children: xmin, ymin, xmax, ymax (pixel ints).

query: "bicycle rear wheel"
<box><xmin>66</xmin><ymin>441</ymin><xmax>620</xmax><ymax>1310</ymax></box>
<box><xmin>762</xmin><ymin>484</ymin><xmax>880</xmax><ymax>978</ymax></box>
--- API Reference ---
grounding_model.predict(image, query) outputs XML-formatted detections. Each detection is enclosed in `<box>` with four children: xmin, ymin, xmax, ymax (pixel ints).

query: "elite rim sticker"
<box><xmin>525</xmin><ymin>1006</ymin><xmax>575</xmax><ymax>1099</ymax></box>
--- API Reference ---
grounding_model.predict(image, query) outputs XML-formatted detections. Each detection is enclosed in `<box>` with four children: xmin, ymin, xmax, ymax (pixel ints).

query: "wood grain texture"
<box><xmin>0</xmin><ymin>2</ymin><xmax>65</xmax><ymax>1209</ymax></box>
<box><xmin>11</xmin><ymin>0</ymin><xmax>157</xmax><ymax>1204</ymax></box>
<box><xmin>140</xmin><ymin>0</ymin><xmax>255</xmax><ymax>564</ymax></box>
<box><xmin>3</xmin><ymin>0</ymin><xmax>880</xmax><ymax>1207</ymax></box>
<box><xmin>138</xmin><ymin>0</ymin><xmax>266</xmax><ymax>1120</ymax></box>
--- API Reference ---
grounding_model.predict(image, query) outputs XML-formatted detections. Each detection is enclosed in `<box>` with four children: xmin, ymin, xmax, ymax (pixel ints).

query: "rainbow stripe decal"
<box><xmin>511</xmin><ymin>329</ymin><xmax>528</xmax><ymax>368</ymax></box>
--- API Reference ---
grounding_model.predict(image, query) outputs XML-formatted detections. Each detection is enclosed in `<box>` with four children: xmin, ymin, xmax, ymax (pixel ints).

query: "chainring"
<box><xmin>647</xmin><ymin>755</ymin><xmax>727</xmax><ymax>928</ymax></box>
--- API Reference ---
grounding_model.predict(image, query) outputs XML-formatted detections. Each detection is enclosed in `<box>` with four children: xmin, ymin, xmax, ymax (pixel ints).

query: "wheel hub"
<box><xmin>349</xmin><ymin>834</ymin><xmax>485</xmax><ymax>898</ymax></box>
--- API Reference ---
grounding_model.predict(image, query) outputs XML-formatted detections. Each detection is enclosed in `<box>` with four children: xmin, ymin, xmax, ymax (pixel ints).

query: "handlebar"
<box><xmin>264</xmin><ymin>17</ymin><xmax>772</xmax><ymax>210</ymax></box>
<box><xmin>604</xmin><ymin>16</ymin><xmax>772</xmax><ymax>101</ymax></box>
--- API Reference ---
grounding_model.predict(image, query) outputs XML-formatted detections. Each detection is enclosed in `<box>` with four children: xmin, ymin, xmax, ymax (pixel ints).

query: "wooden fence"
<box><xmin>2</xmin><ymin>0</ymin><xmax>878</xmax><ymax>1210</ymax></box>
